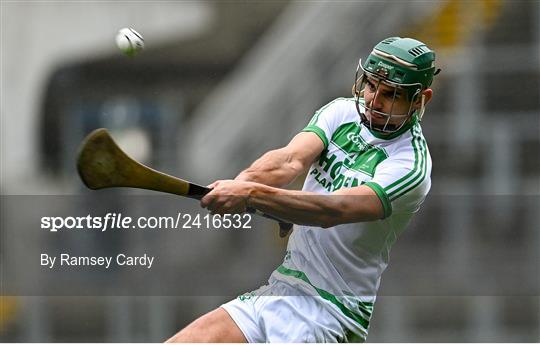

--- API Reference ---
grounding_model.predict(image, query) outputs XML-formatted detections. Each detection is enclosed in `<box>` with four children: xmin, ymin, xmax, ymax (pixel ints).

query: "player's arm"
<box><xmin>245</xmin><ymin>184</ymin><xmax>384</xmax><ymax>228</ymax></box>
<box><xmin>202</xmin><ymin>181</ymin><xmax>384</xmax><ymax>228</ymax></box>
<box><xmin>234</xmin><ymin>132</ymin><xmax>324</xmax><ymax>187</ymax></box>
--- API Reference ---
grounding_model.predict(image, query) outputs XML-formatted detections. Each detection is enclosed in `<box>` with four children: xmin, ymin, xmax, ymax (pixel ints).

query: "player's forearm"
<box><xmin>235</xmin><ymin>149</ymin><xmax>304</xmax><ymax>187</ymax></box>
<box><xmin>246</xmin><ymin>184</ymin><xmax>379</xmax><ymax>228</ymax></box>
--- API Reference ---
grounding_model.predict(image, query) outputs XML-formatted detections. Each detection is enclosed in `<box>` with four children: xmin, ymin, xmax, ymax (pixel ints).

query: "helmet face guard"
<box><xmin>353</xmin><ymin>59</ymin><xmax>424</xmax><ymax>134</ymax></box>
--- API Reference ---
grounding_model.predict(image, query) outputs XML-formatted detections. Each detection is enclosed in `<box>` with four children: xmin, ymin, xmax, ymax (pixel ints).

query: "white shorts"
<box><xmin>221</xmin><ymin>279</ymin><xmax>367</xmax><ymax>343</ymax></box>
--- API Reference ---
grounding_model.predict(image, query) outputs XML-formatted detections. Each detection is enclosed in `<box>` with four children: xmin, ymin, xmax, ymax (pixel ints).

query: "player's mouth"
<box><xmin>366</xmin><ymin>110</ymin><xmax>386</xmax><ymax>121</ymax></box>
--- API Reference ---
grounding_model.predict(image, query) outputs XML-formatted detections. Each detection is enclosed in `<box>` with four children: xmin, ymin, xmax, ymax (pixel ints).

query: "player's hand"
<box><xmin>200</xmin><ymin>180</ymin><xmax>252</xmax><ymax>215</ymax></box>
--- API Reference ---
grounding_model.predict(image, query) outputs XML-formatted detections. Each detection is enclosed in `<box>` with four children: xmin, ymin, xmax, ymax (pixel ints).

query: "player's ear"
<box><xmin>420</xmin><ymin>88</ymin><xmax>433</xmax><ymax>105</ymax></box>
<box><xmin>413</xmin><ymin>88</ymin><xmax>433</xmax><ymax>109</ymax></box>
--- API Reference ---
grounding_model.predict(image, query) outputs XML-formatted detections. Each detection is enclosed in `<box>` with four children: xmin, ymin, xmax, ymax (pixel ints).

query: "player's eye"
<box><xmin>385</xmin><ymin>89</ymin><xmax>402</xmax><ymax>100</ymax></box>
<box><xmin>366</xmin><ymin>80</ymin><xmax>376</xmax><ymax>92</ymax></box>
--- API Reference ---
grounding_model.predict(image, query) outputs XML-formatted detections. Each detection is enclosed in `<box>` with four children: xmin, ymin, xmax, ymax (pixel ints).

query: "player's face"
<box><xmin>362</xmin><ymin>77</ymin><xmax>413</xmax><ymax>126</ymax></box>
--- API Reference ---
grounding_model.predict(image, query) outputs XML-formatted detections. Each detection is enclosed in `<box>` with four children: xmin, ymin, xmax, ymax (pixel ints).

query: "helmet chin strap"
<box><xmin>417</xmin><ymin>94</ymin><xmax>426</xmax><ymax>121</ymax></box>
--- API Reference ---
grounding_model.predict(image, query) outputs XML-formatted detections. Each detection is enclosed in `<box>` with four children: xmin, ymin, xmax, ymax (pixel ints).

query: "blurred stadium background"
<box><xmin>1</xmin><ymin>0</ymin><xmax>539</xmax><ymax>342</ymax></box>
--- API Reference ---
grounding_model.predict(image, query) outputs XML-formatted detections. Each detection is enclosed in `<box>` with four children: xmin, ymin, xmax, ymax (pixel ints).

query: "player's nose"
<box><xmin>371</xmin><ymin>91</ymin><xmax>385</xmax><ymax>110</ymax></box>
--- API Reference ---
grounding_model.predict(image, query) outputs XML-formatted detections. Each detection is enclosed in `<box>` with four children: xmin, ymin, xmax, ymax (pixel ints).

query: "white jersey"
<box><xmin>271</xmin><ymin>97</ymin><xmax>432</xmax><ymax>338</ymax></box>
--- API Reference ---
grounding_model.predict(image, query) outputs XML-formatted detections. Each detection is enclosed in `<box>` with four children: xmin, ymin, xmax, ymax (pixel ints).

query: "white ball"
<box><xmin>115</xmin><ymin>28</ymin><xmax>144</xmax><ymax>56</ymax></box>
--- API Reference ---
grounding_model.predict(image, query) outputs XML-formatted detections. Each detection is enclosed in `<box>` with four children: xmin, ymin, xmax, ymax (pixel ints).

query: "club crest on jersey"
<box><xmin>346</xmin><ymin>132</ymin><xmax>367</xmax><ymax>151</ymax></box>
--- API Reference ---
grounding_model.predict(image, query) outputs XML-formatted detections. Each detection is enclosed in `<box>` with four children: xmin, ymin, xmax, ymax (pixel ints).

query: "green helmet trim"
<box><xmin>363</xmin><ymin>37</ymin><xmax>438</xmax><ymax>90</ymax></box>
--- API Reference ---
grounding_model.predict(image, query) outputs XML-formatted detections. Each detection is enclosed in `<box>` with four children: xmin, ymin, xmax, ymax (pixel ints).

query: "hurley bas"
<box><xmin>41</xmin><ymin>253</ymin><xmax>155</xmax><ymax>269</ymax></box>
